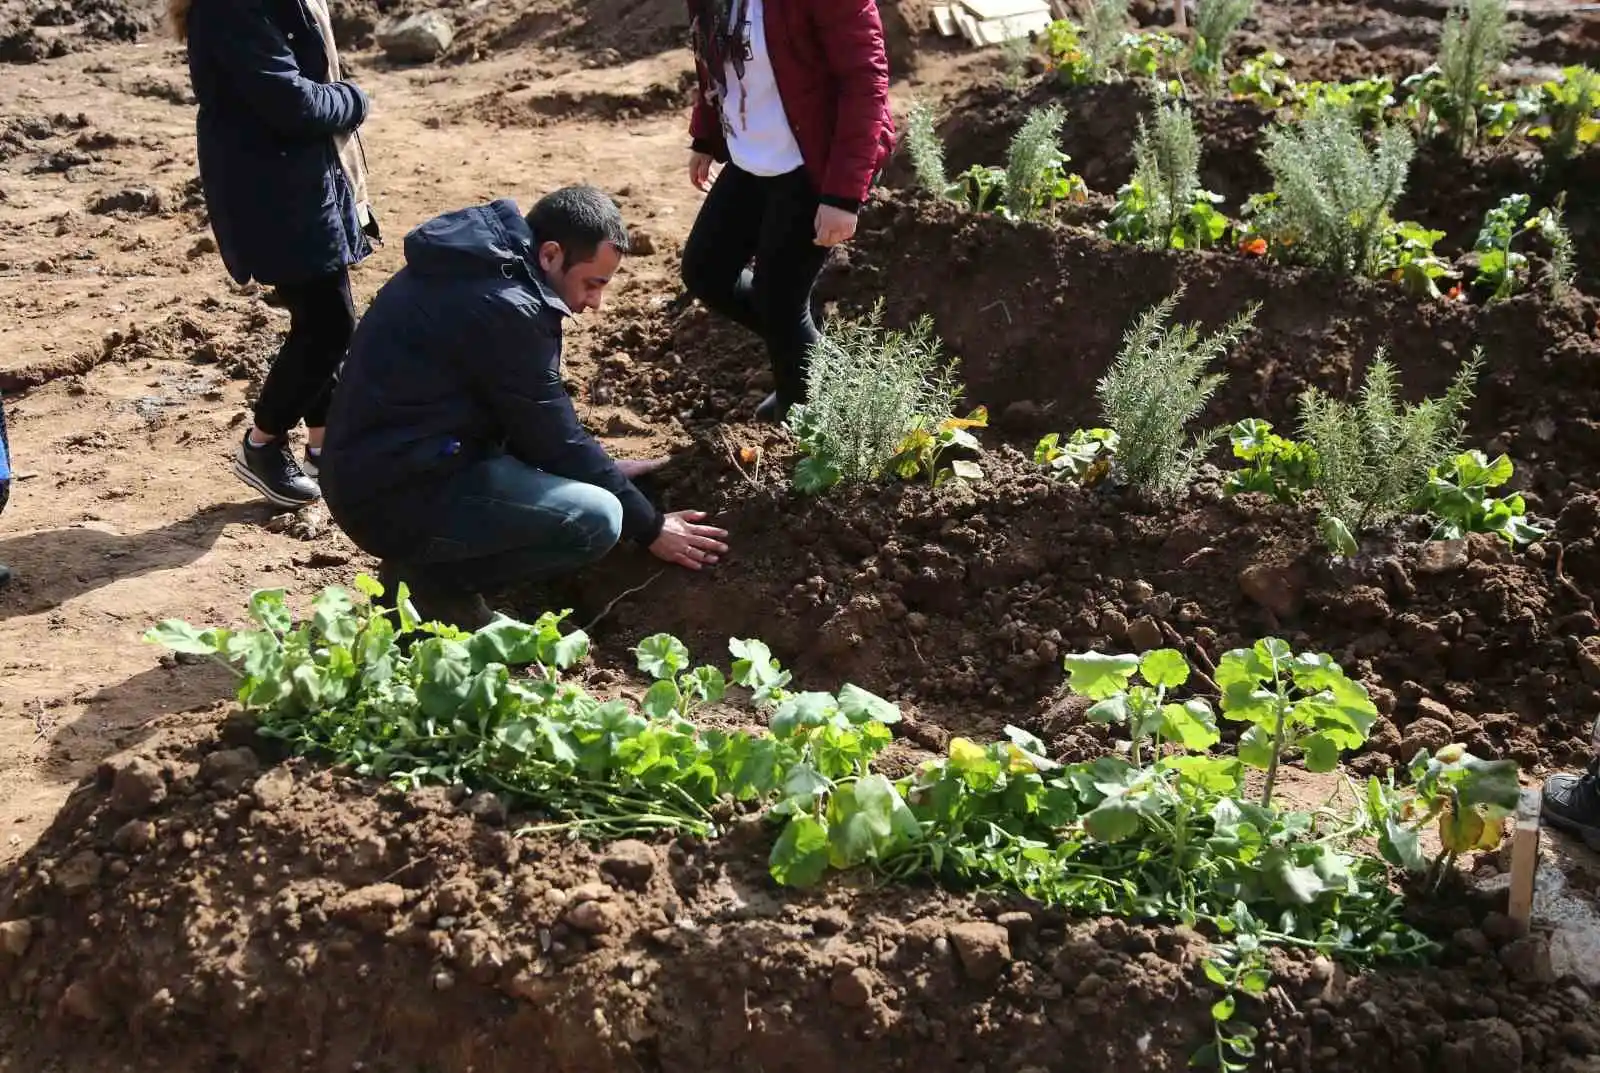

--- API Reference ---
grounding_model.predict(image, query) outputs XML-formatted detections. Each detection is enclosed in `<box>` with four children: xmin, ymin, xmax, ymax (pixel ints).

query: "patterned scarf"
<box><xmin>691</xmin><ymin>0</ymin><xmax>747</xmax><ymax>97</ymax></box>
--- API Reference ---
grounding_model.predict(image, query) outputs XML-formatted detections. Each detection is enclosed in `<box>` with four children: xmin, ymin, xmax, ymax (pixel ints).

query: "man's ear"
<box><xmin>536</xmin><ymin>240</ymin><xmax>564</xmax><ymax>274</ymax></box>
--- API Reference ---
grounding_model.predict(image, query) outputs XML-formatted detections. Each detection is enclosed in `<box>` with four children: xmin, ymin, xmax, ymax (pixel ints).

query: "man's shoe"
<box><xmin>1542</xmin><ymin>760</ymin><xmax>1600</xmax><ymax>850</ymax></box>
<box><xmin>412</xmin><ymin>589</ymin><xmax>495</xmax><ymax>633</ymax></box>
<box><xmin>754</xmin><ymin>392</ymin><xmax>793</xmax><ymax>424</ymax></box>
<box><xmin>234</xmin><ymin>433</ymin><xmax>320</xmax><ymax>508</ymax></box>
<box><xmin>0</xmin><ymin>562</ymin><xmax>11</xmax><ymax>590</ymax></box>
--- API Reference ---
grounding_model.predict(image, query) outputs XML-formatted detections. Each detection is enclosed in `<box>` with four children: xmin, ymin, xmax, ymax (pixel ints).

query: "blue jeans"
<box><xmin>334</xmin><ymin>455</ymin><xmax>623</xmax><ymax>595</ymax></box>
<box><xmin>0</xmin><ymin>389</ymin><xmax>11</xmax><ymax>519</ymax></box>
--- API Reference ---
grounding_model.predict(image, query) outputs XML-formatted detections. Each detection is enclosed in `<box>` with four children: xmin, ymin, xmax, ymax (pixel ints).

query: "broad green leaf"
<box><xmin>634</xmin><ymin>634</ymin><xmax>690</xmax><ymax>681</ymax></box>
<box><xmin>1263</xmin><ymin>851</ymin><xmax>1328</xmax><ymax>905</ymax></box>
<box><xmin>353</xmin><ymin>573</ymin><xmax>385</xmax><ymax>599</ymax></box>
<box><xmin>1212</xmin><ymin>997</ymin><xmax>1236</xmax><ymax>1022</ymax></box>
<box><xmin>1455</xmin><ymin>757</ymin><xmax>1522</xmax><ymax>811</ymax></box>
<box><xmin>1203</xmin><ymin>959</ymin><xmax>1229</xmax><ymax>986</ymax></box>
<box><xmin>827</xmin><ymin>774</ymin><xmax>919</xmax><ymax>868</ymax></box>
<box><xmin>1140</xmin><ymin>649</ymin><xmax>1190</xmax><ymax>689</ymax></box>
<box><xmin>1161</xmin><ymin>700</ymin><xmax>1221</xmax><ymax>751</ymax></box>
<box><xmin>782</xmin><ymin>762</ymin><xmax>832</xmax><ymax>803</ymax></box>
<box><xmin>1162</xmin><ymin>755</ymin><xmax>1241</xmax><ymax>793</ymax></box>
<box><xmin>311</xmin><ymin>587</ymin><xmax>359</xmax><ymax>647</ymax></box>
<box><xmin>415</xmin><ymin>640</ymin><xmax>474</xmax><ymax>720</ymax></box>
<box><xmin>468</xmin><ymin>620</ymin><xmax>542</xmax><ymax>668</ymax></box>
<box><xmin>837</xmin><ymin>683</ymin><xmax>901</xmax><ymax>725</ymax></box>
<box><xmin>794</xmin><ymin>455</ymin><xmax>843</xmax><ymax>495</ymax></box>
<box><xmin>1380</xmin><ymin>818</ymin><xmax>1427</xmax><ymax>873</ymax></box>
<box><xmin>1300</xmin><ymin>732</ymin><xmax>1341</xmax><ymax>773</ymax></box>
<box><xmin>1237</xmin><ymin>725</ymin><xmax>1276</xmax><ymax>769</ymax></box>
<box><xmin>144</xmin><ymin>619</ymin><xmax>221</xmax><ymax>657</ymax></box>
<box><xmin>551</xmin><ymin>629</ymin><xmax>590</xmax><ymax>671</ymax></box>
<box><xmin>1062</xmin><ymin>651</ymin><xmax>1141</xmax><ymax>700</ymax></box>
<box><xmin>771</xmin><ymin>692</ymin><xmax>837</xmax><ymax>738</ymax></box>
<box><xmin>1084</xmin><ymin>799</ymin><xmax>1143</xmax><ymax>842</ymax></box>
<box><xmin>1087</xmin><ymin>695</ymin><xmax>1130</xmax><ymax>725</ymax></box>
<box><xmin>769</xmin><ymin>815</ymin><xmax>831</xmax><ymax>887</ymax></box>
<box><xmin>681</xmin><ymin>665</ymin><xmax>727</xmax><ymax>705</ymax></box>
<box><xmin>642</xmin><ymin>680</ymin><xmax>682</xmax><ymax>720</ymax></box>
<box><xmin>248</xmin><ymin>589</ymin><xmax>292</xmax><ymax>633</ymax></box>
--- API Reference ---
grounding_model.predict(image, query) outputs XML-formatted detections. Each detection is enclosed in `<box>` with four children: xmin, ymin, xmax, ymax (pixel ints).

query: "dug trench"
<box><xmin>543</xmin><ymin>193</ymin><xmax>1600</xmax><ymax>777</ymax></box>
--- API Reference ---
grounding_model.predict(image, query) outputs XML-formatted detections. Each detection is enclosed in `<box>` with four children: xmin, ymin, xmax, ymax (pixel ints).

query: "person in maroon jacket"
<box><xmin>681</xmin><ymin>0</ymin><xmax>896</xmax><ymax>423</ymax></box>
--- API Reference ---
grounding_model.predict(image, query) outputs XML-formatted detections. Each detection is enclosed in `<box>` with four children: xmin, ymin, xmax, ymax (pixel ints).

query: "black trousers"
<box><xmin>253</xmin><ymin>268</ymin><xmax>356</xmax><ymax>437</ymax></box>
<box><xmin>681</xmin><ymin>163</ymin><xmax>830</xmax><ymax>406</ymax></box>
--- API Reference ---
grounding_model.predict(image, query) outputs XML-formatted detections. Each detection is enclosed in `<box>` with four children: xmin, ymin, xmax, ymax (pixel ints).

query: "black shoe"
<box><xmin>1542</xmin><ymin>760</ymin><xmax>1600</xmax><ymax>850</ymax></box>
<box><xmin>0</xmin><ymin>562</ymin><xmax>11</xmax><ymax>589</ymax></box>
<box><xmin>379</xmin><ymin>561</ymin><xmax>494</xmax><ymax>633</ymax></box>
<box><xmin>233</xmin><ymin>433</ymin><xmax>320</xmax><ymax>508</ymax></box>
<box><xmin>754</xmin><ymin>392</ymin><xmax>793</xmax><ymax>424</ymax></box>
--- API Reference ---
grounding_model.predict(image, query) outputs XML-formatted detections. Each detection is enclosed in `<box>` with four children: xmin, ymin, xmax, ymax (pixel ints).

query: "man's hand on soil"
<box><xmin>616</xmin><ymin>458</ymin><xmax>669</xmax><ymax>479</ymax></box>
<box><xmin>650</xmin><ymin>510</ymin><xmax>729</xmax><ymax>571</ymax></box>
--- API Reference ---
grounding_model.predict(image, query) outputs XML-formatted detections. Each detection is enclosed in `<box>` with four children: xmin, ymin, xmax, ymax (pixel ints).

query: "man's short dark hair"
<box><xmin>527</xmin><ymin>185</ymin><xmax>630</xmax><ymax>265</ymax></box>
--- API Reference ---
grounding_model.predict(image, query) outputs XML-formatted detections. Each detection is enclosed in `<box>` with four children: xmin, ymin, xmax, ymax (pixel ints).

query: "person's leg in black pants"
<box><xmin>682</xmin><ymin>164</ymin><xmax>830</xmax><ymax>421</ymax></box>
<box><xmin>0</xmin><ymin>390</ymin><xmax>11</xmax><ymax>589</ymax></box>
<box><xmin>234</xmin><ymin>269</ymin><xmax>356</xmax><ymax>507</ymax></box>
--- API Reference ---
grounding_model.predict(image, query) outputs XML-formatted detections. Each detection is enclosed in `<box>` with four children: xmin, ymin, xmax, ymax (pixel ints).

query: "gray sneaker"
<box><xmin>233</xmin><ymin>432</ymin><xmax>320</xmax><ymax>508</ymax></box>
<box><xmin>1542</xmin><ymin>760</ymin><xmax>1600</xmax><ymax>850</ymax></box>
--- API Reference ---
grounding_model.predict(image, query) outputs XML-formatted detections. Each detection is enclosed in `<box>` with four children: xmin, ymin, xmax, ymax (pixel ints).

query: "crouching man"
<box><xmin>318</xmin><ymin>186</ymin><xmax>729</xmax><ymax>629</ymax></box>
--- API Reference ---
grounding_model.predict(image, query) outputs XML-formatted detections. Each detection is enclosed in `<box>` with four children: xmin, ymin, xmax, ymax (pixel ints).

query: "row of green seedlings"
<box><xmin>1031</xmin><ymin>0</ymin><xmax>1253</xmax><ymax>96</ymax></box>
<box><xmin>147</xmin><ymin>581</ymin><xmax>1523</xmax><ymax>1070</ymax></box>
<box><xmin>1038</xmin><ymin>0</ymin><xmax>1600</xmax><ymax>162</ymax></box>
<box><xmin>1036</xmin><ymin>289</ymin><xmax>1545</xmax><ymax>555</ymax></box>
<box><xmin>905</xmin><ymin>93</ymin><xmax>1577</xmax><ymax>304</ymax></box>
<box><xmin>786</xmin><ymin>291</ymin><xmax>1543</xmax><ymax>559</ymax></box>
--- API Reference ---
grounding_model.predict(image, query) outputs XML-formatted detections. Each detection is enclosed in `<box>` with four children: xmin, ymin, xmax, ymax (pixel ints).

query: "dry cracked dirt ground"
<box><xmin>0</xmin><ymin>23</ymin><xmax>862</xmax><ymax>865</ymax></box>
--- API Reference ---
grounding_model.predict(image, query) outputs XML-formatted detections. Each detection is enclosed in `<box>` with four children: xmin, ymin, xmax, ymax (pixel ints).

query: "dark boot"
<box><xmin>1542</xmin><ymin>760</ymin><xmax>1600</xmax><ymax>850</ymax></box>
<box><xmin>0</xmin><ymin>562</ymin><xmax>11</xmax><ymax>590</ymax></box>
<box><xmin>378</xmin><ymin>560</ymin><xmax>493</xmax><ymax>633</ymax></box>
<box><xmin>754</xmin><ymin>392</ymin><xmax>791</xmax><ymax>424</ymax></box>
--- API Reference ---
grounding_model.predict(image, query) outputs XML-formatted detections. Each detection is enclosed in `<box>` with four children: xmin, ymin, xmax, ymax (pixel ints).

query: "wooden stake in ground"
<box><xmin>1173</xmin><ymin>0</ymin><xmax>1186</xmax><ymax>30</ymax></box>
<box><xmin>1506</xmin><ymin>786</ymin><xmax>1542</xmax><ymax>935</ymax></box>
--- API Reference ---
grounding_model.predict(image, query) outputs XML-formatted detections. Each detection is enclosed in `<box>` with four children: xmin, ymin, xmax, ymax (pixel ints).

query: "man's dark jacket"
<box><xmin>184</xmin><ymin>0</ymin><xmax>371</xmax><ymax>286</ymax></box>
<box><xmin>319</xmin><ymin>200</ymin><xmax>665</xmax><ymax>546</ymax></box>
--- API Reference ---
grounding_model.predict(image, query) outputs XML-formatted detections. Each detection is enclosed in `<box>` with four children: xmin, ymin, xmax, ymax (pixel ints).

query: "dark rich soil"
<box><xmin>548</xmin><ymin>192</ymin><xmax>1600</xmax><ymax>779</ymax></box>
<box><xmin>918</xmin><ymin>78</ymin><xmax>1600</xmax><ymax>291</ymax></box>
<box><xmin>1</xmin><ymin>723</ymin><xmax>1596</xmax><ymax>1073</ymax></box>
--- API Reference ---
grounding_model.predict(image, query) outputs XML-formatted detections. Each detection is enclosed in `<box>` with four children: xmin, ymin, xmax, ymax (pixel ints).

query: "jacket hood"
<box><xmin>402</xmin><ymin>199</ymin><xmax>571</xmax><ymax>314</ymax></box>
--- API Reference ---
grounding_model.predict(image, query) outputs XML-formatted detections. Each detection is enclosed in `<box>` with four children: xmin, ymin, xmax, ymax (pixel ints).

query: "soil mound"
<box><xmin>2</xmin><ymin>727</ymin><xmax>1597</xmax><ymax>1073</ymax></box>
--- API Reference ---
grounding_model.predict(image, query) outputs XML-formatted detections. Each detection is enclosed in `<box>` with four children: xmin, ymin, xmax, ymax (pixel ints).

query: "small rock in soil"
<box><xmin>1368</xmin><ymin>718</ymin><xmax>1403</xmax><ymax>759</ymax></box>
<box><xmin>599</xmin><ymin>840</ymin><xmax>656</xmax><ymax>886</ymax></box>
<box><xmin>1416</xmin><ymin>539</ymin><xmax>1470</xmax><ymax>575</ymax></box>
<box><xmin>57</xmin><ymin>981</ymin><xmax>105</xmax><ymax>1022</ymax></box>
<box><xmin>377</xmin><ymin>11</ymin><xmax>453</xmax><ymax>62</ymax></box>
<box><xmin>108</xmin><ymin>756</ymin><xmax>167</xmax><ymax>815</ymax></box>
<box><xmin>252</xmin><ymin>768</ymin><xmax>295</xmax><ymax>810</ymax></box>
<box><xmin>1127</xmin><ymin>615</ymin><xmax>1164</xmax><ymax>651</ymax></box>
<box><xmin>461</xmin><ymin>791</ymin><xmax>508</xmax><ymax>826</ymax></box>
<box><xmin>88</xmin><ymin>186</ymin><xmax>163</xmax><ymax>215</ymax></box>
<box><xmin>1400</xmin><ymin>717</ymin><xmax>1452</xmax><ymax>761</ymax></box>
<box><xmin>948</xmin><ymin>921</ymin><xmax>1011</xmax><ymax>983</ymax></box>
<box><xmin>565</xmin><ymin>899</ymin><xmax>614</xmax><ymax>935</ymax></box>
<box><xmin>0</xmin><ymin>919</ymin><xmax>33</xmax><ymax>958</ymax></box>
<box><xmin>1441</xmin><ymin>1018</ymin><xmax>1522</xmax><ymax>1069</ymax></box>
<box><xmin>1239</xmin><ymin>562</ymin><xmax>1305</xmax><ymax>618</ymax></box>
<box><xmin>55</xmin><ymin>851</ymin><xmax>103</xmax><ymax>895</ymax></box>
<box><xmin>627</xmin><ymin>227</ymin><xmax>657</xmax><ymax>255</ymax></box>
<box><xmin>1501</xmin><ymin>935</ymin><xmax>1556</xmax><ymax>985</ymax></box>
<box><xmin>198</xmin><ymin>747</ymin><xmax>260</xmax><ymax>792</ymax></box>
<box><xmin>830</xmin><ymin>966</ymin><xmax>875</xmax><ymax>1008</ymax></box>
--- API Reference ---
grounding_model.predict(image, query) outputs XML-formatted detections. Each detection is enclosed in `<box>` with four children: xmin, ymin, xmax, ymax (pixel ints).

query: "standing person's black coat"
<box><xmin>184</xmin><ymin>0</ymin><xmax>372</xmax><ymax>286</ymax></box>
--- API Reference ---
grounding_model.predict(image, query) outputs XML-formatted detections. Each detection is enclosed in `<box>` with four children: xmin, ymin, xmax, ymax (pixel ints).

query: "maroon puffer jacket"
<box><xmin>688</xmin><ymin>0</ymin><xmax>897</xmax><ymax>212</ymax></box>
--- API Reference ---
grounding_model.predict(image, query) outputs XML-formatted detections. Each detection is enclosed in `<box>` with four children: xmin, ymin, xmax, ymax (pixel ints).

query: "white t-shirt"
<box><xmin>720</xmin><ymin>0</ymin><xmax>806</xmax><ymax>177</ymax></box>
